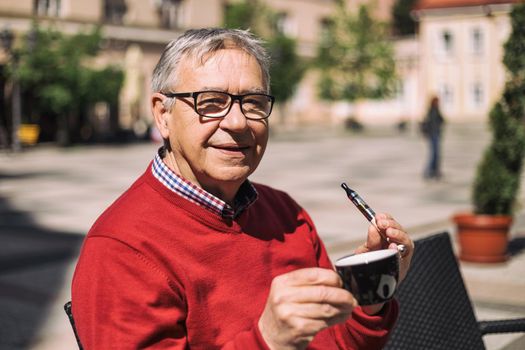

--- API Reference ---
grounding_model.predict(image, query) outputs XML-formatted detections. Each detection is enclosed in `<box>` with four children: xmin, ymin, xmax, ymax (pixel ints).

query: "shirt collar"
<box><xmin>151</xmin><ymin>150</ymin><xmax>258</xmax><ymax>219</ymax></box>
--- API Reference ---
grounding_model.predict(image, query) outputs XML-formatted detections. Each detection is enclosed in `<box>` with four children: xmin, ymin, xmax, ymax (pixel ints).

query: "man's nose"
<box><xmin>219</xmin><ymin>100</ymin><xmax>248</xmax><ymax>131</ymax></box>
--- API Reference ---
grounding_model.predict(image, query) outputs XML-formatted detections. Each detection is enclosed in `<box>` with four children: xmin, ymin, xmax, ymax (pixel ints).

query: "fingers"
<box><xmin>369</xmin><ymin>213</ymin><xmax>405</xmax><ymax>246</ymax></box>
<box><xmin>375</xmin><ymin>214</ymin><xmax>403</xmax><ymax>235</ymax></box>
<box><xmin>279</xmin><ymin>267</ymin><xmax>342</xmax><ymax>288</ymax></box>
<box><xmin>366</xmin><ymin>223</ymin><xmax>384</xmax><ymax>250</ymax></box>
<box><xmin>354</xmin><ymin>243</ymin><xmax>369</xmax><ymax>255</ymax></box>
<box><xmin>361</xmin><ymin>213</ymin><xmax>414</xmax><ymax>283</ymax></box>
<box><xmin>271</xmin><ymin>283</ymin><xmax>355</xmax><ymax>307</ymax></box>
<box><xmin>291</xmin><ymin>302</ymin><xmax>354</xmax><ymax>320</ymax></box>
<box><xmin>258</xmin><ymin>268</ymin><xmax>357</xmax><ymax>349</ymax></box>
<box><xmin>364</xmin><ymin>212</ymin><xmax>398</xmax><ymax>251</ymax></box>
<box><xmin>271</xmin><ymin>268</ymin><xmax>355</xmax><ymax>310</ymax></box>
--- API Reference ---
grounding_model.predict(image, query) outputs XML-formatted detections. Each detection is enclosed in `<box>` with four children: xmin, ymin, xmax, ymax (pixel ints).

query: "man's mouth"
<box><xmin>212</xmin><ymin>144</ymin><xmax>250</xmax><ymax>155</ymax></box>
<box><xmin>212</xmin><ymin>143</ymin><xmax>250</xmax><ymax>152</ymax></box>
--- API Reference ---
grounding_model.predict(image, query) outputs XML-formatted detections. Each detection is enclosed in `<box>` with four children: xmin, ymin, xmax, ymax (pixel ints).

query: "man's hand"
<box><xmin>258</xmin><ymin>268</ymin><xmax>357</xmax><ymax>350</ymax></box>
<box><xmin>353</xmin><ymin>212</ymin><xmax>414</xmax><ymax>315</ymax></box>
<box><xmin>355</xmin><ymin>212</ymin><xmax>414</xmax><ymax>284</ymax></box>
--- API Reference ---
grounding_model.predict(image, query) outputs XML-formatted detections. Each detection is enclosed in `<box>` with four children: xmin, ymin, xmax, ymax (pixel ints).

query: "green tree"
<box><xmin>266</xmin><ymin>34</ymin><xmax>303</xmax><ymax>103</ymax></box>
<box><xmin>317</xmin><ymin>2</ymin><xmax>397</xmax><ymax>105</ymax></box>
<box><xmin>223</xmin><ymin>0</ymin><xmax>305</xmax><ymax>118</ymax></box>
<box><xmin>472</xmin><ymin>4</ymin><xmax>525</xmax><ymax>215</ymax></box>
<box><xmin>8</xmin><ymin>24</ymin><xmax>123</xmax><ymax>145</ymax></box>
<box><xmin>224</xmin><ymin>0</ymin><xmax>260</xmax><ymax>31</ymax></box>
<box><xmin>392</xmin><ymin>0</ymin><xmax>418</xmax><ymax>36</ymax></box>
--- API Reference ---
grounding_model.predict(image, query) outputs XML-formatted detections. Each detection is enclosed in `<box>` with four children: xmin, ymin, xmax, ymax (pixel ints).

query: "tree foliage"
<box><xmin>392</xmin><ymin>0</ymin><xmax>418</xmax><ymax>36</ymax></box>
<box><xmin>317</xmin><ymin>1</ymin><xmax>397</xmax><ymax>102</ymax></box>
<box><xmin>265</xmin><ymin>34</ymin><xmax>303</xmax><ymax>103</ymax></box>
<box><xmin>7</xmin><ymin>23</ymin><xmax>123</xmax><ymax>144</ymax></box>
<box><xmin>223</xmin><ymin>0</ymin><xmax>305</xmax><ymax>105</ymax></box>
<box><xmin>472</xmin><ymin>4</ymin><xmax>525</xmax><ymax>215</ymax></box>
<box><xmin>223</xmin><ymin>0</ymin><xmax>260</xmax><ymax>31</ymax></box>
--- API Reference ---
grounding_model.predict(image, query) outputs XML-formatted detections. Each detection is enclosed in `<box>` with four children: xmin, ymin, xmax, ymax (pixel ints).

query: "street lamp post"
<box><xmin>1</xmin><ymin>28</ymin><xmax>22</xmax><ymax>152</ymax></box>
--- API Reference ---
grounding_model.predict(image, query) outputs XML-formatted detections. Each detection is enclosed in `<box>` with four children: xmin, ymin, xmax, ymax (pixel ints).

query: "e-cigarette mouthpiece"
<box><xmin>341</xmin><ymin>183</ymin><xmax>376</xmax><ymax>222</ymax></box>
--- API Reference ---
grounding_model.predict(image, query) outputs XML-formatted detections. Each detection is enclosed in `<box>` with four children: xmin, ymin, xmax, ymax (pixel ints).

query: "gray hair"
<box><xmin>152</xmin><ymin>28</ymin><xmax>271</xmax><ymax>110</ymax></box>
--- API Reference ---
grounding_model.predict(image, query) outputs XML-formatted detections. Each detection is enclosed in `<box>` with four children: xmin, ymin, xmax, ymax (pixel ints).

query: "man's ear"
<box><xmin>151</xmin><ymin>92</ymin><xmax>171</xmax><ymax>139</ymax></box>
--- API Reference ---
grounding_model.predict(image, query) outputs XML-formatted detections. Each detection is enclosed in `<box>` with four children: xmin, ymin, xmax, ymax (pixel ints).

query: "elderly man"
<box><xmin>72</xmin><ymin>28</ymin><xmax>413</xmax><ymax>349</ymax></box>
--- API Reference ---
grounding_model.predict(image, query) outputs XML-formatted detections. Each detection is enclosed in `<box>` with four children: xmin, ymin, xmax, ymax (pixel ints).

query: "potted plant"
<box><xmin>453</xmin><ymin>3</ymin><xmax>525</xmax><ymax>263</ymax></box>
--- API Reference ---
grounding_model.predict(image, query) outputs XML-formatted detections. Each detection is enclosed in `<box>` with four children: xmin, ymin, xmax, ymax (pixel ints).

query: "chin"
<box><xmin>211</xmin><ymin>166</ymin><xmax>253</xmax><ymax>183</ymax></box>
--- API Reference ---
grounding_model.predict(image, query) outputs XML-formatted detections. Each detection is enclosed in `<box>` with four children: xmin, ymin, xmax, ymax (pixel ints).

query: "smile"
<box><xmin>212</xmin><ymin>144</ymin><xmax>250</xmax><ymax>154</ymax></box>
<box><xmin>212</xmin><ymin>144</ymin><xmax>250</xmax><ymax>152</ymax></box>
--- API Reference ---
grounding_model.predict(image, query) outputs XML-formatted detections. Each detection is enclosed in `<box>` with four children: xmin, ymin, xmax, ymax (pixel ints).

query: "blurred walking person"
<box><xmin>421</xmin><ymin>96</ymin><xmax>445</xmax><ymax>179</ymax></box>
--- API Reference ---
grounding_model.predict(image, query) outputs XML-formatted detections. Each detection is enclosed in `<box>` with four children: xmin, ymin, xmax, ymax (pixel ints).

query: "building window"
<box><xmin>158</xmin><ymin>0</ymin><xmax>184</xmax><ymax>29</ymax></box>
<box><xmin>319</xmin><ymin>17</ymin><xmax>333</xmax><ymax>42</ymax></box>
<box><xmin>441</xmin><ymin>30</ymin><xmax>454</xmax><ymax>56</ymax></box>
<box><xmin>472</xmin><ymin>82</ymin><xmax>483</xmax><ymax>107</ymax></box>
<box><xmin>471</xmin><ymin>27</ymin><xmax>484</xmax><ymax>55</ymax></box>
<box><xmin>396</xmin><ymin>80</ymin><xmax>404</xmax><ymax>99</ymax></box>
<box><xmin>275</xmin><ymin>13</ymin><xmax>288</xmax><ymax>34</ymax></box>
<box><xmin>33</xmin><ymin>0</ymin><xmax>61</xmax><ymax>17</ymax></box>
<box><xmin>273</xmin><ymin>12</ymin><xmax>296</xmax><ymax>37</ymax></box>
<box><xmin>440</xmin><ymin>84</ymin><xmax>453</xmax><ymax>108</ymax></box>
<box><xmin>104</xmin><ymin>0</ymin><xmax>127</xmax><ymax>25</ymax></box>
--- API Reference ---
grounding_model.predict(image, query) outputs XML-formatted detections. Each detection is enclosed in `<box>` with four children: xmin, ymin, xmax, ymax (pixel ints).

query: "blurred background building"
<box><xmin>414</xmin><ymin>0</ymin><xmax>515</xmax><ymax>121</ymax></box>
<box><xmin>0</xmin><ymin>0</ymin><xmax>518</xmax><ymax>147</ymax></box>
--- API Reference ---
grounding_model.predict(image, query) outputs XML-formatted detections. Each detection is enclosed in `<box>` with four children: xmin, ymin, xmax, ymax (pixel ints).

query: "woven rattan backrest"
<box><xmin>384</xmin><ymin>232</ymin><xmax>485</xmax><ymax>350</ymax></box>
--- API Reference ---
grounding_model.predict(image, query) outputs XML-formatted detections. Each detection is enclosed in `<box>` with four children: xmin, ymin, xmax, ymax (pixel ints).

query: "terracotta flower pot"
<box><xmin>452</xmin><ymin>213</ymin><xmax>512</xmax><ymax>263</ymax></box>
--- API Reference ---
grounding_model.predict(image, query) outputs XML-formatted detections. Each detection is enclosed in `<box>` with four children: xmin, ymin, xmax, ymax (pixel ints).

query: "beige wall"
<box><xmin>265</xmin><ymin>0</ymin><xmax>334</xmax><ymax>57</ymax></box>
<box><xmin>0</xmin><ymin>0</ymin><xmax>102</xmax><ymax>21</ymax></box>
<box><xmin>0</xmin><ymin>0</ymin><xmax>32</xmax><ymax>16</ymax></box>
<box><xmin>66</xmin><ymin>0</ymin><xmax>102</xmax><ymax>22</ymax></box>
<box><xmin>418</xmin><ymin>4</ymin><xmax>512</xmax><ymax>121</ymax></box>
<box><xmin>186</xmin><ymin>0</ymin><xmax>223</xmax><ymax>28</ymax></box>
<box><xmin>122</xmin><ymin>0</ymin><xmax>159</xmax><ymax>27</ymax></box>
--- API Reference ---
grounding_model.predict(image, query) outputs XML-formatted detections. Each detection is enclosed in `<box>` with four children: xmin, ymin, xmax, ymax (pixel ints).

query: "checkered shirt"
<box><xmin>151</xmin><ymin>152</ymin><xmax>258</xmax><ymax>219</ymax></box>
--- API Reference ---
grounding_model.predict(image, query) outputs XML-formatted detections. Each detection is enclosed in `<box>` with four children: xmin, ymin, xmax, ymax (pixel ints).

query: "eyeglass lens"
<box><xmin>195</xmin><ymin>92</ymin><xmax>272</xmax><ymax>119</ymax></box>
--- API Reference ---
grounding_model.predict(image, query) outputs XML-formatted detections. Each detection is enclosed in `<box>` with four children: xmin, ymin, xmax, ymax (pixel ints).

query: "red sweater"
<box><xmin>72</xmin><ymin>164</ymin><xmax>398</xmax><ymax>349</ymax></box>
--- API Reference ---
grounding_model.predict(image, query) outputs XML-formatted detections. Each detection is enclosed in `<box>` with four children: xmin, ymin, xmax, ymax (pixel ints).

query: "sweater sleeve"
<box><xmin>301</xmin><ymin>208</ymin><xmax>399</xmax><ymax>349</ymax></box>
<box><xmin>330</xmin><ymin>300</ymin><xmax>399</xmax><ymax>349</ymax></box>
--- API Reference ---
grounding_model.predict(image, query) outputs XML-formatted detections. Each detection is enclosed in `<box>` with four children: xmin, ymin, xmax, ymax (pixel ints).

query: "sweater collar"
<box><xmin>151</xmin><ymin>149</ymin><xmax>257</xmax><ymax>219</ymax></box>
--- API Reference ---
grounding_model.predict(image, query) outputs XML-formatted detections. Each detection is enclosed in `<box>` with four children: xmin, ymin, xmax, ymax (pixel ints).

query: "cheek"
<box><xmin>253</xmin><ymin>125</ymin><xmax>269</xmax><ymax>157</ymax></box>
<box><xmin>171</xmin><ymin>118</ymin><xmax>217</xmax><ymax>150</ymax></box>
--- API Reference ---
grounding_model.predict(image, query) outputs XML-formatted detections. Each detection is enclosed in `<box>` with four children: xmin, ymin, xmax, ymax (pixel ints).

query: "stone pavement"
<box><xmin>0</xmin><ymin>122</ymin><xmax>524</xmax><ymax>349</ymax></box>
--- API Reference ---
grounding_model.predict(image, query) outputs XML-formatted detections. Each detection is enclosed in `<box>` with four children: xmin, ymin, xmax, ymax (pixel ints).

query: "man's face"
<box><xmin>162</xmin><ymin>48</ymin><xmax>269</xmax><ymax>194</ymax></box>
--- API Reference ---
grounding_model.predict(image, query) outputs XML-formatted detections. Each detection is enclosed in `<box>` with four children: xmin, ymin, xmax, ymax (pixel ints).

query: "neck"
<box><xmin>162</xmin><ymin>151</ymin><xmax>240</xmax><ymax>206</ymax></box>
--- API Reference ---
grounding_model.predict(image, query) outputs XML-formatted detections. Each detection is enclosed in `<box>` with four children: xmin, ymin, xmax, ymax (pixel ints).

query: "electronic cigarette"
<box><xmin>341</xmin><ymin>182</ymin><xmax>406</xmax><ymax>255</ymax></box>
<box><xmin>341</xmin><ymin>182</ymin><xmax>378</xmax><ymax>228</ymax></box>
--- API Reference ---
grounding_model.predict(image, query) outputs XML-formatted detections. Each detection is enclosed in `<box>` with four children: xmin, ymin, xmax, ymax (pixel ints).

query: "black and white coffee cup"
<box><xmin>335</xmin><ymin>249</ymin><xmax>399</xmax><ymax>305</ymax></box>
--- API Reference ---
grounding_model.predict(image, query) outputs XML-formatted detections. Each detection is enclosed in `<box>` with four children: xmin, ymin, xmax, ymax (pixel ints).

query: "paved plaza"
<box><xmin>1</xmin><ymin>122</ymin><xmax>524</xmax><ymax>349</ymax></box>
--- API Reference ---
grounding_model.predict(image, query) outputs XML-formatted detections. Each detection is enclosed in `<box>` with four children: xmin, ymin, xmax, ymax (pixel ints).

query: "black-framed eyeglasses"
<box><xmin>160</xmin><ymin>90</ymin><xmax>275</xmax><ymax>120</ymax></box>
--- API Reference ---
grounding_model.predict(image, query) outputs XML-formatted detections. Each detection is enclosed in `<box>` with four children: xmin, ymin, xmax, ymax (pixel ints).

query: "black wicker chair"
<box><xmin>384</xmin><ymin>231</ymin><xmax>525</xmax><ymax>350</ymax></box>
<box><xmin>64</xmin><ymin>301</ymin><xmax>83</xmax><ymax>350</ymax></box>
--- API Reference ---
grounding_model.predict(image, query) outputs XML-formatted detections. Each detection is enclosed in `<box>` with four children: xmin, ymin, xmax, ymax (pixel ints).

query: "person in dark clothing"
<box><xmin>422</xmin><ymin>96</ymin><xmax>445</xmax><ymax>179</ymax></box>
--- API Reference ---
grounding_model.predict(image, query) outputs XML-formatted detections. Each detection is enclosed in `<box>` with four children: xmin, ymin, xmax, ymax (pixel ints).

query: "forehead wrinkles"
<box><xmin>195</xmin><ymin>49</ymin><xmax>255</xmax><ymax>71</ymax></box>
<box><xmin>176</xmin><ymin>49</ymin><xmax>264</xmax><ymax>88</ymax></box>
